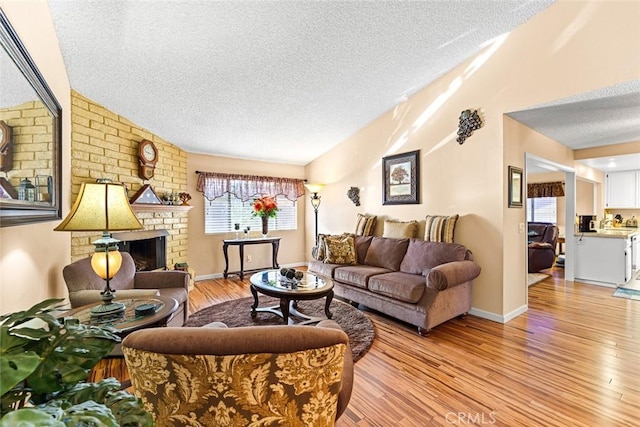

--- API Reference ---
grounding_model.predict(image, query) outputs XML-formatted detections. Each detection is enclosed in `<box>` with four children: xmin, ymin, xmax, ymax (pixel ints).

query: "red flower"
<box><xmin>252</xmin><ymin>195</ymin><xmax>278</xmax><ymax>218</ymax></box>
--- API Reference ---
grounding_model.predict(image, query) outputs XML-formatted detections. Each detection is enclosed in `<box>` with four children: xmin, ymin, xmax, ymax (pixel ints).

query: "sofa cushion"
<box><xmin>399</xmin><ymin>239</ymin><xmax>468</xmax><ymax>275</ymax></box>
<box><xmin>334</xmin><ymin>265</ymin><xmax>392</xmax><ymax>289</ymax></box>
<box><xmin>424</xmin><ymin>214</ymin><xmax>459</xmax><ymax>243</ymax></box>
<box><xmin>308</xmin><ymin>260</ymin><xmax>342</xmax><ymax>279</ymax></box>
<box><xmin>367</xmin><ymin>271</ymin><xmax>426</xmax><ymax>303</ymax></box>
<box><xmin>355</xmin><ymin>213</ymin><xmax>376</xmax><ymax>236</ymax></box>
<box><xmin>382</xmin><ymin>220</ymin><xmax>418</xmax><ymax>239</ymax></box>
<box><xmin>354</xmin><ymin>235</ymin><xmax>373</xmax><ymax>264</ymax></box>
<box><xmin>324</xmin><ymin>234</ymin><xmax>357</xmax><ymax>265</ymax></box>
<box><xmin>364</xmin><ymin>236</ymin><xmax>410</xmax><ymax>271</ymax></box>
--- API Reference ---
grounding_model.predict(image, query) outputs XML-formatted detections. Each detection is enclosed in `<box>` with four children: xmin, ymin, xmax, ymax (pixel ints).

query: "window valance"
<box><xmin>196</xmin><ymin>171</ymin><xmax>305</xmax><ymax>202</ymax></box>
<box><xmin>527</xmin><ymin>181</ymin><xmax>565</xmax><ymax>198</ymax></box>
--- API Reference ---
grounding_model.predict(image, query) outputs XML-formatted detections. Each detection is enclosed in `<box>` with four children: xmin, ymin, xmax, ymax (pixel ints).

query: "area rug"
<box><xmin>528</xmin><ymin>273</ymin><xmax>549</xmax><ymax>286</ymax></box>
<box><xmin>612</xmin><ymin>287</ymin><xmax>640</xmax><ymax>301</ymax></box>
<box><xmin>185</xmin><ymin>296</ymin><xmax>375</xmax><ymax>362</ymax></box>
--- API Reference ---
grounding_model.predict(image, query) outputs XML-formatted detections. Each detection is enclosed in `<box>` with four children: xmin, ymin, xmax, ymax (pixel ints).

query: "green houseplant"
<box><xmin>0</xmin><ymin>298</ymin><xmax>152</xmax><ymax>426</ymax></box>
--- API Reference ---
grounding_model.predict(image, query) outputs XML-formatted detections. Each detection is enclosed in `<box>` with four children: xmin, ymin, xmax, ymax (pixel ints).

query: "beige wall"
<box><xmin>306</xmin><ymin>1</ymin><xmax>640</xmax><ymax>320</ymax></box>
<box><xmin>0</xmin><ymin>1</ymin><xmax>72</xmax><ymax>313</ymax></box>
<box><xmin>187</xmin><ymin>153</ymin><xmax>307</xmax><ymax>278</ymax></box>
<box><xmin>575</xmin><ymin>141</ymin><xmax>640</xmax><ymax>160</ymax></box>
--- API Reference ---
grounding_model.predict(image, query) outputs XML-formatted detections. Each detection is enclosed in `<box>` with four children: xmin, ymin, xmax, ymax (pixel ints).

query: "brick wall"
<box><xmin>70</xmin><ymin>91</ymin><xmax>189</xmax><ymax>267</ymax></box>
<box><xmin>0</xmin><ymin>101</ymin><xmax>54</xmax><ymax>199</ymax></box>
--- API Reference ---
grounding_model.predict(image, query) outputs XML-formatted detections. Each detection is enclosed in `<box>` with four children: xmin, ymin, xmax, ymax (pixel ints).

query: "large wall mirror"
<box><xmin>0</xmin><ymin>9</ymin><xmax>62</xmax><ymax>227</ymax></box>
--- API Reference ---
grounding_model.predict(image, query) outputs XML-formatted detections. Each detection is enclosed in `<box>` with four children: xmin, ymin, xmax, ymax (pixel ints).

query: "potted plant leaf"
<box><xmin>0</xmin><ymin>298</ymin><xmax>152</xmax><ymax>426</ymax></box>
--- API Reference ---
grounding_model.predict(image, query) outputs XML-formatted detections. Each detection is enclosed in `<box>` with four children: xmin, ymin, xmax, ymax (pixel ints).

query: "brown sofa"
<box><xmin>62</xmin><ymin>252</ymin><xmax>190</xmax><ymax>326</ymax></box>
<box><xmin>527</xmin><ymin>222</ymin><xmax>558</xmax><ymax>273</ymax></box>
<box><xmin>309</xmin><ymin>235</ymin><xmax>481</xmax><ymax>336</ymax></box>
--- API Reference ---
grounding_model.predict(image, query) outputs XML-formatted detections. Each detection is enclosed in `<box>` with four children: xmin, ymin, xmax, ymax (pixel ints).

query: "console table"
<box><xmin>223</xmin><ymin>237</ymin><xmax>281</xmax><ymax>280</ymax></box>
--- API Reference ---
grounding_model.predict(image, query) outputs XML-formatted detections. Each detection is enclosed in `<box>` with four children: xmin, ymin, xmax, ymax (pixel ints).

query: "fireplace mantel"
<box><xmin>130</xmin><ymin>204</ymin><xmax>193</xmax><ymax>213</ymax></box>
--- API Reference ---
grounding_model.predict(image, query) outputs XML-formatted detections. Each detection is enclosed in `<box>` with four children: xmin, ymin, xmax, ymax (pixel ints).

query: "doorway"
<box><xmin>525</xmin><ymin>154</ymin><xmax>575</xmax><ymax>294</ymax></box>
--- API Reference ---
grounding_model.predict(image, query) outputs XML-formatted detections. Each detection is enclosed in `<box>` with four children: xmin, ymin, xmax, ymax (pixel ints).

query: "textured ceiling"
<box><xmin>509</xmin><ymin>80</ymin><xmax>640</xmax><ymax>173</ymax></box>
<box><xmin>48</xmin><ymin>0</ymin><xmax>554</xmax><ymax>165</ymax></box>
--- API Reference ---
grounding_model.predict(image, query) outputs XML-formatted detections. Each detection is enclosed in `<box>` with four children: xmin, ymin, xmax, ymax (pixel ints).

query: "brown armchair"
<box><xmin>122</xmin><ymin>320</ymin><xmax>354</xmax><ymax>426</ymax></box>
<box><xmin>527</xmin><ymin>222</ymin><xmax>559</xmax><ymax>273</ymax></box>
<box><xmin>62</xmin><ymin>252</ymin><xmax>189</xmax><ymax>326</ymax></box>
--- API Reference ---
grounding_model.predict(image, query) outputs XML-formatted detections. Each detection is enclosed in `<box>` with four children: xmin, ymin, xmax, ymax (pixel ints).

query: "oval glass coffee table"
<box><xmin>249</xmin><ymin>269</ymin><xmax>334</xmax><ymax>325</ymax></box>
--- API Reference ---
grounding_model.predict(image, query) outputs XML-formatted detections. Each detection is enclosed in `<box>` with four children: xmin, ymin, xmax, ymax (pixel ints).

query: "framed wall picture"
<box><xmin>382</xmin><ymin>150</ymin><xmax>420</xmax><ymax>205</ymax></box>
<box><xmin>508</xmin><ymin>166</ymin><xmax>523</xmax><ymax>208</ymax></box>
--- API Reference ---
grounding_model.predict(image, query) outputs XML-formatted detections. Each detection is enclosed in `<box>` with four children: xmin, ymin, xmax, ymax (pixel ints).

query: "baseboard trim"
<box><xmin>469</xmin><ymin>304</ymin><xmax>528</xmax><ymax>324</ymax></box>
<box><xmin>194</xmin><ymin>262</ymin><xmax>306</xmax><ymax>282</ymax></box>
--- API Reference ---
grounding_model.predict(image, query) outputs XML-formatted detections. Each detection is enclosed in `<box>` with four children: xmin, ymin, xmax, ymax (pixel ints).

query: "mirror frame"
<box><xmin>0</xmin><ymin>9</ymin><xmax>62</xmax><ymax>227</ymax></box>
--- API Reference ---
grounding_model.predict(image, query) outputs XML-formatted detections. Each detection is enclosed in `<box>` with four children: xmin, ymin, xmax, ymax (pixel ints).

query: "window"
<box><xmin>197</xmin><ymin>172</ymin><xmax>304</xmax><ymax>235</ymax></box>
<box><xmin>205</xmin><ymin>194</ymin><xmax>297</xmax><ymax>234</ymax></box>
<box><xmin>527</xmin><ymin>197</ymin><xmax>557</xmax><ymax>224</ymax></box>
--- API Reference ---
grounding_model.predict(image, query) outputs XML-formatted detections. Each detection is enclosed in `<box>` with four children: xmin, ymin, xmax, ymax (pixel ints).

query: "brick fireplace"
<box><xmin>68</xmin><ymin>91</ymin><xmax>189</xmax><ymax>269</ymax></box>
<box><xmin>113</xmin><ymin>229</ymin><xmax>169</xmax><ymax>271</ymax></box>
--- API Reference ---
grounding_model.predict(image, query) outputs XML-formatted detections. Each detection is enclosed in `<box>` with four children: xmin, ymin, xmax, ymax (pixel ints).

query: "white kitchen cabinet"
<box><xmin>575</xmin><ymin>235</ymin><xmax>629</xmax><ymax>285</ymax></box>
<box><xmin>605</xmin><ymin>171</ymin><xmax>637</xmax><ymax>208</ymax></box>
<box><xmin>637</xmin><ymin>172</ymin><xmax>640</xmax><ymax>211</ymax></box>
<box><xmin>633</xmin><ymin>234</ymin><xmax>640</xmax><ymax>276</ymax></box>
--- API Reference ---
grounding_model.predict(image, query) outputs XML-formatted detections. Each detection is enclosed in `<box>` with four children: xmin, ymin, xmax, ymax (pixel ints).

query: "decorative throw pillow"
<box><xmin>313</xmin><ymin>233</ymin><xmax>330</xmax><ymax>261</ymax></box>
<box><xmin>363</xmin><ymin>236</ymin><xmax>410</xmax><ymax>271</ymax></box>
<box><xmin>382</xmin><ymin>219</ymin><xmax>418</xmax><ymax>239</ymax></box>
<box><xmin>324</xmin><ymin>234</ymin><xmax>357</xmax><ymax>265</ymax></box>
<box><xmin>399</xmin><ymin>239</ymin><xmax>467</xmax><ymax>275</ymax></box>
<box><xmin>424</xmin><ymin>214</ymin><xmax>459</xmax><ymax>243</ymax></box>
<box><xmin>355</xmin><ymin>213</ymin><xmax>376</xmax><ymax>236</ymax></box>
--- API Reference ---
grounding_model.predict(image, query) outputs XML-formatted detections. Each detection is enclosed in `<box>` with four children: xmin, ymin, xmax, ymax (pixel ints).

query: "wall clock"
<box><xmin>137</xmin><ymin>139</ymin><xmax>158</xmax><ymax>180</ymax></box>
<box><xmin>0</xmin><ymin>120</ymin><xmax>13</xmax><ymax>172</ymax></box>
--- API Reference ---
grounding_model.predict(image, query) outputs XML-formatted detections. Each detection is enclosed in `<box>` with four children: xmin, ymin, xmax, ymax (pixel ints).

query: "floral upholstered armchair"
<box><xmin>122</xmin><ymin>320</ymin><xmax>354</xmax><ymax>426</ymax></box>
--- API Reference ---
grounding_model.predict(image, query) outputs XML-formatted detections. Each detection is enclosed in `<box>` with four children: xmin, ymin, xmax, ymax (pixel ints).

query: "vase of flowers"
<box><xmin>252</xmin><ymin>195</ymin><xmax>278</xmax><ymax>237</ymax></box>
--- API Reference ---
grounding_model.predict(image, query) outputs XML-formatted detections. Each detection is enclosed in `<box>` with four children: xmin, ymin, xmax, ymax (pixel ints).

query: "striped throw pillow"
<box><xmin>355</xmin><ymin>214</ymin><xmax>376</xmax><ymax>236</ymax></box>
<box><xmin>424</xmin><ymin>215</ymin><xmax>459</xmax><ymax>243</ymax></box>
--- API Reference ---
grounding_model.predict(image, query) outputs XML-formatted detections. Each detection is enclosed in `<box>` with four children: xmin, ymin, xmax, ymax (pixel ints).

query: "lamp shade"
<box><xmin>304</xmin><ymin>183</ymin><xmax>324</xmax><ymax>194</ymax></box>
<box><xmin>54</xmin><ymin>181</ymin><xmax>142</xmax><ymax>232</ymax></box>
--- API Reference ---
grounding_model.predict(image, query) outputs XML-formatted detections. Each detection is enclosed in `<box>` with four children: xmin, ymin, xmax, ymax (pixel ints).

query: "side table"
<box><xmin>223</xmin><ymin>237</ymin><xmax>281</xmax><ymax>280</ymax></box>
<box><xmin>63</xmin><ymin>295</ymin><xmax>178</xmax><ymax>356</ymax></box>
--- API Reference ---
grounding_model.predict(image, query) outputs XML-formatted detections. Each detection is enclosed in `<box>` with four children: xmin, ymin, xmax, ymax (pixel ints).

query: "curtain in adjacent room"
<box><xmin>196</xmin><ymin>172</ymin><xmax>305</xmax><ymax>202</ymax></box>
<box><xmin>527</xmin><ymin>181</ymin><xmax>565</xmax><ymax>198</ymax></box>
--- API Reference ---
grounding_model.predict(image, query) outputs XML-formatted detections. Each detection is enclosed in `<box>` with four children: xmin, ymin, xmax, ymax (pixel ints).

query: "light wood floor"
<box><xmin>93</xmin><ymin>269</ymin><xmax>640</xmax><ymax>426</ymax></box>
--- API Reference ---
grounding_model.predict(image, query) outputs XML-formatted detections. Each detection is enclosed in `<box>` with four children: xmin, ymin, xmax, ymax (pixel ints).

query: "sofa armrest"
<box><xmin>426</xmin><ymin>260</ymin><xmax>481</xmax><ymax>291</ymax></box>
<box><xmin>68</xmin><ymin>289</ymin><xmax>160</xmax><ymax>308</ymax></box>
<box><xmin>528</xmin><ymin>242</ymin><xmax>554</xmax><ymax>250</ymax></box>
<box><xmin>134</xmin><ymin>270</ymin><xmax>189</xmax><ymax>291</ymax></box>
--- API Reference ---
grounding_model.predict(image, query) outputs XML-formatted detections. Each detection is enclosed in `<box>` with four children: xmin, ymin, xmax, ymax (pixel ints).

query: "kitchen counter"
<box><xmin>574</xmin><ymin>228</ymin><xmax>639</xmax><ymax>238</ymax></box>
<box><xmin>574</xmin><ymin>230</ymin><xmax>637</xmax><ymax>286</ymax></box>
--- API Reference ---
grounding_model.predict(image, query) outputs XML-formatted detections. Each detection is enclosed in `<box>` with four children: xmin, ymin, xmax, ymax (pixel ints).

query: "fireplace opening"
<box><xmin>112</xmin><ymin>229</ymin><xmax>169</xmax><ymax>271</ymax></box>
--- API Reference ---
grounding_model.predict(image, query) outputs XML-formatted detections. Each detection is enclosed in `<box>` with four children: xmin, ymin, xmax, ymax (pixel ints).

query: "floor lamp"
<box><xmin>55</xmin><ymin>179</ymin><xmax>142</xmax><ymax>317</ymax></box>
<box><xmin>304</xmin><ymin>183</ymin><xmax>324</xmax><ymax>245</ymax></box>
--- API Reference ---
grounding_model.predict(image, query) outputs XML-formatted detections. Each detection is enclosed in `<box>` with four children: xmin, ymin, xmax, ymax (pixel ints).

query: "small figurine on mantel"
<box><xmin>179</xmin><ymin>192</ymin><xmax>191</xmax><ymax>206</ymax></box>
